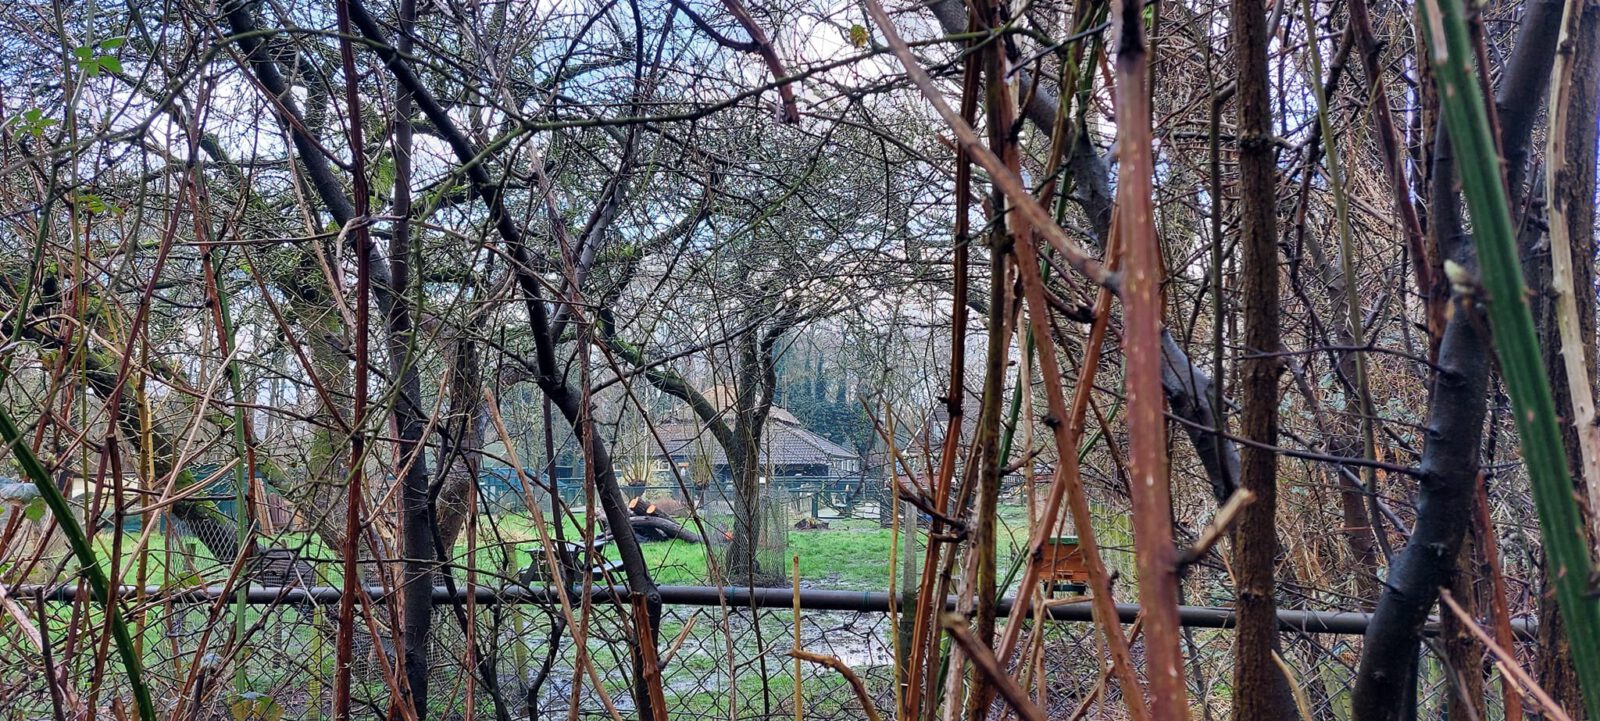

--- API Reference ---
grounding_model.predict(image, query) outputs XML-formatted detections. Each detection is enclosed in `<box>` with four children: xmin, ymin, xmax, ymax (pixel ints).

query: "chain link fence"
<box><xmin>0</xmin><ymin>506</ymin><xmax>1528</xmax><ymax>721</ymax></box>
<box><xmin>1</xmin><ymin>589</ymin><xmax>1526</xmax><ymax>720</ymax></box>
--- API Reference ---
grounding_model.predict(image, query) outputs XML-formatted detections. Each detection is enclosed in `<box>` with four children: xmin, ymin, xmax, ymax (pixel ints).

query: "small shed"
<box><xmin>656</xmin><ymin>409</ymin><xmax>861</xmax><ymax>480</ymax></box>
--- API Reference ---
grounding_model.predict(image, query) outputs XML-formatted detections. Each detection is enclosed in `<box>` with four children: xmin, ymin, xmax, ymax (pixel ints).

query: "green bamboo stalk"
<box><xmin>997</xmin><ymin>331</ymin><xmax>1032</xmax><ymax>467</ymax></box>
<box><xmin>205</xmin><ymin>246</ymin><xmax>254</xmax><ymax>695</ymax></box>
<box><xmin>1417</xmin><ymin>0</ymin><xmax>1600</xmax><ymax>717</ymax></box>
<box><xmin>0</xmin><ymin>406</ymin><xmax>156</xmax><ymax>721</ymax></box>
<box><xmin>1299</xmin><ymin>0</ymin><xmax>1383</xmax><ymax>566</ymax></box>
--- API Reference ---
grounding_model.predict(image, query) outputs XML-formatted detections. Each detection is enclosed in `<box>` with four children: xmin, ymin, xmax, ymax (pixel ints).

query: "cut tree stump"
<box><xmin>603</xmin><ymin>514</ymin><xmax>703</xmax><ymax>543</ymax></box>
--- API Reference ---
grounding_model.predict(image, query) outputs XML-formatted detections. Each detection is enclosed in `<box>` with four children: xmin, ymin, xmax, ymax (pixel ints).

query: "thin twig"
<box><xmin>1270</xmin><ymin>651</ymin><xmax>1318</xmax><ymax>721</ymax></box>
<box><xmin>1439</xmin><ymin>591</ymin><xmax>1573</xmax><ymax>721</ymax></box>
<box><xmin>861</xmin><ymin>0</ymin><xmax>1113</xmax><ymax>289</ymax></box>
<box><xmin>790</xmin><ymin>649</ymin><xmax>885</xmax><ymax>721</ymax></box>
<box><xmin>1179</xmin><ymin>489</ymin><xmax>1256</xmax><ymax>565</ymax></box>
<box><xmin>942</xmin><ymin>615</ymin><xmax>1047</xmax><ymax>721</ymax></box>
<box><xmin>714</xmin><ymin>0</ymin><xmax>800</xmax><ymax>122</ymax></box>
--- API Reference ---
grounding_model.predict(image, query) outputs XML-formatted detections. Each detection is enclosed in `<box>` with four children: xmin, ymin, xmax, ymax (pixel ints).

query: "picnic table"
<box><xmin>517</xmin><ymin>538</ymin><xmax>623</xmax><ymax>588</ymax></box>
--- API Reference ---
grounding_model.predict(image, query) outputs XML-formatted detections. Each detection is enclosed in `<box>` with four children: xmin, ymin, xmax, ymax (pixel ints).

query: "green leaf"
<box><xmin>23</xmin><ymin>497</ymin><xmax>45</xmax><ymax>522</ymax></box>
<box><xmin>99</xmin><ymin>55</ymin><xmax>122</xmax><ymax>74</ymax></box>
<box><xmin>849</xmin><ymin>24</ymin><xmax>868</xmax><ymax>48</ymax></box>
<box><xmin>99</xmin><ymin>37</ymin><xmax>124</xmax><ymax>50</ymax></box>
<box><xmin>77</xmin><ymin>194</ymin><xmax>108</xmax><ymax>214</ymax></box>
<box><xmin>371</xmin><ymin>154</ymin><xmax>396</xmax><ymax>197</ymax></box>
<box><xmin>72</xmin><ymin>45</ymin><xmax>94</xmax><ymax>60</ymax></box>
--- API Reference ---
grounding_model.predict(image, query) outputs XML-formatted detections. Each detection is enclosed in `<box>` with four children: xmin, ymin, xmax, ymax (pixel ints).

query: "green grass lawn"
<box><xmin>466</xmin><ymin>512</ymin><xmax>1038</xmax><ymax>591</ymax></box>
<box><xmin>66</xmin><ymin>489</ymin><xmax>1124</xmax><ymax>601</ymax></box>
<box><xmin>74</xmin><ymin>500</ymin><xmax>1054</xmax><ymax>594</ymax></box>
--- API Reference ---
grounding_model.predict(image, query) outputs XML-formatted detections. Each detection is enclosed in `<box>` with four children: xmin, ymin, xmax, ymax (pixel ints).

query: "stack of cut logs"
<box><xmin>613</xmin><ymin>496</ymin><xmax>704</xmax><ymax>543</ymax></box>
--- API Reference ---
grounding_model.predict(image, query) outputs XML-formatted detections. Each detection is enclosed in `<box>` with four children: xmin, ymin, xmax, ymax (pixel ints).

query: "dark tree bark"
<box><xmin>1350</xmin><ymin>5</ymin><xmax>1561</xmax><ymax>715</ymax></box>
<box><xmin>1496</xmin><ymin>0</ymin><xmax>1565</xmax><ymax>212</ymax></box>
<box><xmin>338</xmin><ymin>7</ymin><xmax>667</xmax><ymax>718</ymax></box>
<box><xmin>1533</xmin><ymin>4</ymin><xmax>1600</xmax><ymax>713</ymax></box>
<box><xmin>1230</xmin><ymin>0</ymin><xmax>1294</xmax><ymax>711</ymax></box>
<box><xmin>384</xmin><ymin>1</ymin><xmax>437</xmax><ymax>708</ymax></box>
<box><xmin>724</xmin><ymin>324</ymin><xmax>783</xmax><ymax>583</ymax></box>
<box><xmin>1350</xmin><ymin>285</ymin><xmax>1490</xmax><ymax>721</ymax></box>
<box><xmin>1441</xmin><ymin>535</ymin><xmax>1485</xmax><ymax>721</ymax></box>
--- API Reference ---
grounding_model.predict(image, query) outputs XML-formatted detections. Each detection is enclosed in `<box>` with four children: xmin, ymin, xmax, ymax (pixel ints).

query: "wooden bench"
<box><xmin>253</xmin><ymin>547</ymin><xmax>317</xmax><ymax>588</ymax></box>
<box><xmin>518</xmin><ymin>539</ymin><xmax>621</xmax><ymax>587</ymax></box>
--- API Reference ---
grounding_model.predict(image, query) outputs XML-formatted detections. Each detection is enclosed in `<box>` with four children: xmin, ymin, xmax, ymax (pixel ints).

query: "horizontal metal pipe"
<box><xmin>20</xmin><ymin>583</ymin><xmax>1535</xmax><ymax>640</ymax></box>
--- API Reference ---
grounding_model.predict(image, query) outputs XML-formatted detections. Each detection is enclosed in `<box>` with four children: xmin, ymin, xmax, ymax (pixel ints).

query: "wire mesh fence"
<box><xmin>0</xmin><ymin>498</ymin><xmax>1529</xmax><ymax>721</ymax></box>
<box><xmin>0</xmin><ymin>581</ymin><xmax>1529</xmax><ymax>721</ymax></box>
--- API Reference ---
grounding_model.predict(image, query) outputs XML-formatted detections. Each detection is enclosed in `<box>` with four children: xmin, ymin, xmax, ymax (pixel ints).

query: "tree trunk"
<box><xmin>1230</xmin><ymin>0</ymin><xmax>1295</xmax><ymax>710</ymax></box>
<box><xmin>1534</xmin><ymin>4</ymin><xmax>1600</xmax><ymax>713</ymax></box>
<box><xmin>1351</xmin><ymin>6</ymin><xmax>1560</xmax><ymax>713</ymax></box>
<box><xmin>437</xmin><ymin>331</ymin><xmax>487</xmax><ymax>550</ymax></box>
<box><xmin>722</xmin><ymin>316</ymin><xmax>783</xmax><ymax>584</ymax></box>
<box><xmin>386</xmin><ymin>7</ymin><xmax>437</xmax><ymax>707</ymax></box>
<box><xmin>1351</xmin><ymin>121</ymin><xmax>1497</xmax><ymax>720</ymax></box>
<box><xmin>725</xmin><ymin>448</ymin><xmax>764</xmax><ymax>583</ymax></box>
<box><xmin>278</xmin><ymin>272</ymin><xmax>369</xmax><ymax>565</ymax></box>
<box><xmin>1441</xmin><ymin>535</ymin><xmax>1484</xmax><ymax>721</ymax></box>
<box><xmin>1350</xmin><ymin>287</ymin><xmax>1490</xmax><ymax>721</ymax></box>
